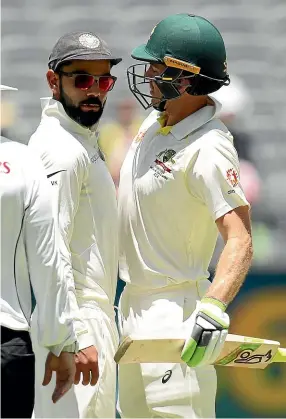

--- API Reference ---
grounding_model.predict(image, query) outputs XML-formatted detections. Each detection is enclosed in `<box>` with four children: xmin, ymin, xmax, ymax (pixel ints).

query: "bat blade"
<box><xmin>115</xmin><ymin>333</ymin><xmax>286</xmax><ymax>369</ymax></box>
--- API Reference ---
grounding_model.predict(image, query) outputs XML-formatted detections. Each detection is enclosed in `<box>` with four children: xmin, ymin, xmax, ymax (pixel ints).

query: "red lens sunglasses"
<box><xmin>59</xmin><ymin>71</ymin><xmax>117</xmax><ymax>92</ymax></box>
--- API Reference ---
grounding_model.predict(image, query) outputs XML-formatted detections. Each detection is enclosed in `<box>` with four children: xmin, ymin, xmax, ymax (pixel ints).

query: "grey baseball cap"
<box><xmin>48</xmin><ymin>31</ymin><xmax>122</xmax><ymax>71</ymax></box>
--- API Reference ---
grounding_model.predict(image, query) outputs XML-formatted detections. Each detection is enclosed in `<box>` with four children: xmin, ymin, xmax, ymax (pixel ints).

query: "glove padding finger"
<box><xmin>207</xmin><ymin>328</ymin><xmax>228</xmax><ymax>365</ymax></box>
<box><xmin>181</xmin><ymin>323</ymin><xmax>203</xmax><ymax>363</ymax></box>
<box><xmin>187</xmin><ymin>330</ymin><xmax>220</xmax><ymax>367</ymax></box>
<box><xmin>192</xmin><ymin>328</ymin><xmax>229</xmax><ymax>367</ymax></box>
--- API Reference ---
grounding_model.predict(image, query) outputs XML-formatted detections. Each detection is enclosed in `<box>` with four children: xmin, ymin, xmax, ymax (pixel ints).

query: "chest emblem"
<box><xmin>151</xmin><ymin>148</ymin><xmax>176</xmax><ymax>179</ymax></box>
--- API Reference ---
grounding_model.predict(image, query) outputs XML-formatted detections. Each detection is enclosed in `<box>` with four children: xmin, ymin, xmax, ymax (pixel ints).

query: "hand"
<box><xmin>181</xmin><ymin>297</ymin><xmax>230</xmax><ymax>367</ymax></box>
<box><xmin>43</xmin><ymin>351</ymin><xmax>76</xmax><ymax>403</ymax></box>
<box><xmin>74</xmin><ymin>345</ymin><xmax>99</xmax><ymax>386</ymax></box>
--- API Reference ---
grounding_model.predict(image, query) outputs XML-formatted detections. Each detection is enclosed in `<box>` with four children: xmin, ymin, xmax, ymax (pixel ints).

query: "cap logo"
<box><xmin>148</xmin><ymin>23</ymin><xmax>158</xmax><ymax>41</ymax></box>
<box><xmin>164</xmin><ymin>56</ymin><xmax>201</xmax><ymax>74</ymax></box>
<box><xmin>79</xmin><ymin>34</ymin><xmax>100</xmax><ymax>49</ymax></box>
<box><xmin>151</xmin><ymin>24</ymin><xmax>157</xmax><ymax>36</ymax></box>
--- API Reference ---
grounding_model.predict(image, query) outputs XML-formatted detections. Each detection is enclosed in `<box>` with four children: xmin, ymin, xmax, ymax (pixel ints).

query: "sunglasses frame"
<box><xmin>59</xmin><ymin>71</ymin><xmax>117</xmax><ymax>91</ymax></box>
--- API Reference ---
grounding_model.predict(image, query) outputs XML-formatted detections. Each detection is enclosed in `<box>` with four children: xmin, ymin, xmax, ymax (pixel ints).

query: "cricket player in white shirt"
<box><xmin>0</xmin><ymin>84</ymin><xmax>83</xmax><ymax>418</ymax></box>
<box><xmin>117</xmin><ymin>14</ymin><xmax>253</xmax><ymax>418</ymax></box>
<box><xmin>29</xmin><ymin>32</ymin><xmax>121</xmax><ymax>418</ymax></box>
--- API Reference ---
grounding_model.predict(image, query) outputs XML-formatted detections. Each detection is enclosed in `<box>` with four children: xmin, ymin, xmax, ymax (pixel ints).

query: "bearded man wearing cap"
<box><xmin>29</xmin><ymin>32</ymin><xmax>122</xmax><ymax>418</ymax></box>
<box><xmin>117</xmin><ymin>14</ymin><xmax>253</xmax><ymax>418</ymax></box>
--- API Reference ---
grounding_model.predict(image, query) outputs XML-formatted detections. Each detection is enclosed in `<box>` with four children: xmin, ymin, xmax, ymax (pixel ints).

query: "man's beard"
<box><xmin>59</xmin><ymin>85</ymin><xmax>104</xmax><ymax>128</ymax></box>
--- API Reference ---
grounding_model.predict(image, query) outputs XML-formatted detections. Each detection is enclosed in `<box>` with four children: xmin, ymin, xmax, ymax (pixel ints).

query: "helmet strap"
<box><xmin>153</xmin><ymin>99</ymin><xmax>167</xmax><ymax>112</ymax></box>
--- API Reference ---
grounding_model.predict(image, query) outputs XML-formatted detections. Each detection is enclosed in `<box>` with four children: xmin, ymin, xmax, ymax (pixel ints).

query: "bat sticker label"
<box><xmin>234</xmin><ymin>349</ymin><xmax>273</xmax><ymax>364</ymax></box>
<box><xmin>217</xmin><ymin>343</ymin><xmax>273</xmax><ymax>366</ymax></box>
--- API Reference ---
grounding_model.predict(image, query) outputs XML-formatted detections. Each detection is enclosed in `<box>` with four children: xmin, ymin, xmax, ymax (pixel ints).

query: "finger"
<box><xmin>52</xmin><ymin>381</ymin><xmax>71</xmax><ymax>404</ymax></box>
<box><xmin>181</xmin><ymin>323</ymin><xmax>203</xmax><ymax>362</ymax></box>
<box><xmin>82</xmin><ymin>369</ymin><xmax>91</xmax><ymax>386</ymax></box>
<box><xmin>74</xmin><ymin>356</ymin><xmax>81</xmax><ymax>385</ymax></box>
<box><xmin>90</xmin><ymin>364</ymin><xmax>99</xmax><ymax>386</ymax></box>
<box><xmin>194</xmin><ymin>330</ymin><xmax>220</xmax><ymax>367</ymax></box>
<box><xmin>52</xmin><ymin>372</ymin><xmax>74</xmax><ymax>404</ymax></box>
<box><xmin>208</xmin><ymin>329</ymin><xmax>228</xmax><ymax>364</ymax></box>
<box><xmin>181</xmin><ymin>337</ymin><xmax>197</xmax><ymax>363</ymax></box>
<box><xmin>74</xmin><ymin>368</ymin><xmax>81</xmax><ymax>385</ymax></box>
<box><xmin>186</xmin><ymin>340</ymin><xmax>207</xmax><ymax>367</ymax></box>
<box><xmin>42</xmin><ymin>364</ymin><xmax>53</xmax><ymax>386</ymax></box>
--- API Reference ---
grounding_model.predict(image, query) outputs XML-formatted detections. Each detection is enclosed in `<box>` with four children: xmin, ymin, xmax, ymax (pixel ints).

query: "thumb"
<box><xmin>52</xmin><ymin>374</ymin><xmax>73</xmax><ymax>404</ymax></box>
<box><xmin>42</xmin><ymin>363</ymin><xmax>53</xmax><ymax>386</ymax></box>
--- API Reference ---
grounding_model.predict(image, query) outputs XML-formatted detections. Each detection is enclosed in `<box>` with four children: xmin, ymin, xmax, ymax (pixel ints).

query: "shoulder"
<box><xmin>1</xmin><ymin>138</ymin><xmax>42</xmax><ymax>166</ymax></box>
<box><xmin>141</xmin><ymin>110</ymin><xmax>160</xmax><ymax>130</ymax></box>
<box><xmin>199</xmin><ymin>121</ymin><xmax>237</xmax><ymax>160</ymax></box>
<box><xmin>183</xmin><ymin>122</ymin><xmax>239</xmax><ymax>176</ymax></box>
<box><xmin>0</xmin><ymin>139</ymin><xmax>48</xmax><ymax>200</ymax></box>
<box><xmin>188</xmin><ymin>119</ymin><xmax>236</xmax><ymax>158</ymax></box>
<box><xmin>29</xmin><ymin>121</ymin><xmax>89</xmax><ymax>170</ymax></box>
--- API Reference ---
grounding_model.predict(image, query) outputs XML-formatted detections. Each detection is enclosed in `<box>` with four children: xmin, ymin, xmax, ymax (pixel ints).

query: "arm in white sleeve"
<box><xmin>49</xmin><ymin>151</ymin><xmax>94</xmax><ymax>351</ymax></box>
<box><xmin>185</xmin><ymin>134</ymin><xmax>249</xmax><ymax>220</ymax></box>
<box><xmin>23</xmin><ymin>154</ymin><xmax>81</xmax><ymax>356</ymax></box>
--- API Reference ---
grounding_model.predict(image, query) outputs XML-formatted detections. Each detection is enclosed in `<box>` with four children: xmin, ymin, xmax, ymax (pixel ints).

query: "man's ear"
<box><xmin>46</xmin><ymin>69</ymin><xmax>60</xmax><ymax>100</ymax></box>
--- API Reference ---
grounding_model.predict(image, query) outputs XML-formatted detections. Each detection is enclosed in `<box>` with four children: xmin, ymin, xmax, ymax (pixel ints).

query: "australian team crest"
<box><xmin>151</xmin><ymin>148</ymin><xmax>176</xmax><ymax>179</ymax></box>
<box><xmin>155</xmin><ymin>149</ymin><xmax>176</xmax><ymax>172</ymax></box>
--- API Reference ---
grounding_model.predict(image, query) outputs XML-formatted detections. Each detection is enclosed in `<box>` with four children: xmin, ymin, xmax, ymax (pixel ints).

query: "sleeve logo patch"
<box><xmin>226</xmin><ymin>168</ymin><xmax>239</xmax><ymax>187</ymax></box>
<box><xmin>134</xmin><ymin>130</ymin><xmax>147</xmax><ymax>143</ymax></box>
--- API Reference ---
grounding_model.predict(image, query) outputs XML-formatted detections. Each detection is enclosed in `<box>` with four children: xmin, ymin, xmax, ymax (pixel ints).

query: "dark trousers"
<box><xmin>1</xmin><ymin>326</ymin><xmax>35</xmax><ymax>418</ymax></box>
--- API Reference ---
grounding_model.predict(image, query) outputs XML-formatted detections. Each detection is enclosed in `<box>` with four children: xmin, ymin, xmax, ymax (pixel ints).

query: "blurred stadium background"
<box><xmin>1</xmin><ymin>0</ymin><xmax>286</xmax><ymax>417</ymax></box>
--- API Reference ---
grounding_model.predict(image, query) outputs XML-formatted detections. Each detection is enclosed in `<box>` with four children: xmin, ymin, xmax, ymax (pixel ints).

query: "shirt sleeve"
<box><xmin>23</xmin><ymin>153</ymin><xmax>82</xmax><ymax>356</ymax></box>
<box><xmin>47</xmin><ymin>150</ymin><xmax>95</xmax><ymax>351</ymax></box>
<box><xmin>185</xmin><ymin>137</ymin><xmax>249</xmax><ymax>221</ymax></box>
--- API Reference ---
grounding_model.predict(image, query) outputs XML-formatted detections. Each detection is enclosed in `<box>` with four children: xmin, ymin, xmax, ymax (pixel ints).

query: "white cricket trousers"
<box><xmin>31</xmin><ymin>303</ymin><xmax>119</xmax><ymax>418</ymax></box>
<box><xmin>117</xmin><ymin>279</ymin><xmax>217</xmax><ymax>418</ymax></box>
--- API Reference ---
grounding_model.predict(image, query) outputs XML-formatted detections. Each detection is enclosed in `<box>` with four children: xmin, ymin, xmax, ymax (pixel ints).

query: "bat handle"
<box><xmin>272</xmin><ymin>347</ymin><xmax>286</xmax><ymax>363</ymax></box>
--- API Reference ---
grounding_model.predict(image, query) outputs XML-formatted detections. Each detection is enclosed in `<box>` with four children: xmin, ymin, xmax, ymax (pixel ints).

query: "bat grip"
<box><xmin>272</xmin><ymin>347</ymin><xmax>286</xmax><ymax>363</ymax></box>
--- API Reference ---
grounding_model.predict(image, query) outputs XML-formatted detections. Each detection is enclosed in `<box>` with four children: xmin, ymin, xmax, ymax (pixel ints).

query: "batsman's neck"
<box><xmin>163</xmin><ymin>93</ymin><xmax>211</xmax><ymax>127</ymax></box>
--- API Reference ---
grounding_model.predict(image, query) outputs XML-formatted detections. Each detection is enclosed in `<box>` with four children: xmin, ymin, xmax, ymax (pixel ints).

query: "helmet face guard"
<box><xmin>127</xmin><ymin>62</ymin><xmax>230</xmax><ymax>110</ymax></box>
<box><xmin>127</xmin><ymin>63</ymin><xmax>157</xmax><ymax>110</ymax></box>
<box><xmin>127</xmin><ymin>63</ymin><xmax>198</xmax><ymax>110</ymax></box>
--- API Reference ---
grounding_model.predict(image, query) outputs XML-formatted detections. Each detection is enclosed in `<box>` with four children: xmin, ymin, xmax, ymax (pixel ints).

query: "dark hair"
<box><xmin>50</xmin><ymin>60</ymin><xmax>73</xmax><ymax>73</ymax></box>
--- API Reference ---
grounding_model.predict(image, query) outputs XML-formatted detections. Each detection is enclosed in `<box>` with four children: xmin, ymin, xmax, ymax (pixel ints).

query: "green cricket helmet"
<box><xmin>127</xmin><ymin>13</ymin><xmax>230</xmax><ymax>110</ymax></box>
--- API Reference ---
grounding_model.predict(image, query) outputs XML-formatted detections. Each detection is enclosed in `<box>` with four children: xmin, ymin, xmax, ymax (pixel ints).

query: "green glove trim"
<box><xmin>181</xmin><ymin>337</ymin><xmax>197</xmax><ymax>362</ymax></box>
<box><xmin>201</xmin><ymin>297</ymin><xmax>227</xmax><ymax>312</ymax></box>
<box><xmin>186</xmin><ymin>346</ymin><xmax>206</xmax><ymax>367</ymax></box>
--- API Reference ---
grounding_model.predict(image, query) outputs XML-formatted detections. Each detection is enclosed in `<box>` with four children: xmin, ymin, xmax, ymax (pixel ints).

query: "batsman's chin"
<box><xmin>151</xmin><ymin>98</ymin><xmax>161</xmax><ymax>107</ymax></box>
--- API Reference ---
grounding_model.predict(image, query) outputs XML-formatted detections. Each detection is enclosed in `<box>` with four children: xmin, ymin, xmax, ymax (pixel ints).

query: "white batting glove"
<box><xmin>181</xmin><ymin>297</ymin><xmax>230</xmax><ymax>367</ymax></box>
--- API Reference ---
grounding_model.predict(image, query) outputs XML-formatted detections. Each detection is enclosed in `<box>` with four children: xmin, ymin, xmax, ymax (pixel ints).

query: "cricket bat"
<box><xmin>114</xmin><ymin>334</ymin><xmax>286</xmax><ymax>369</ymax></box>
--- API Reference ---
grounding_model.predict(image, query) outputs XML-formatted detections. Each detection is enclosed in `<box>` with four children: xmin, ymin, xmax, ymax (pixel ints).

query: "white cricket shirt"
<box><xmin>118</xmin><ymin>99</ymin><xmax>249</xmax><ymax>290</ymax></box>
<box><xmin>29</xmin><ymin>99</ymin><xmax>118</xmax><ymax>348</ymax></box>
<box><xmin>0</xmin><ymin>137</ymin><xmax>80</xmax><ymax>355</ymax></box>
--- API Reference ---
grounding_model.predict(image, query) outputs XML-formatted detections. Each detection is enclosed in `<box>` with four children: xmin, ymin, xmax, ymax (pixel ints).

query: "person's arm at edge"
<box><xmin>205</xmin><ymin>205</ymin><xmax>253</xmax><ymax>306</ymax></box>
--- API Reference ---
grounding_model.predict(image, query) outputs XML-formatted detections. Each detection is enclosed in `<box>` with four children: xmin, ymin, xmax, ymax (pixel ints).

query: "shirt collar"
<box><xmin>156</xmin><ymin>97</ymin><xmax>222</xmax><ymax>141</ymax></box>
<box><xmin>40</xmin><ymin>97</ymin><xmax>99</xmax><ymax>146</ymax></box>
